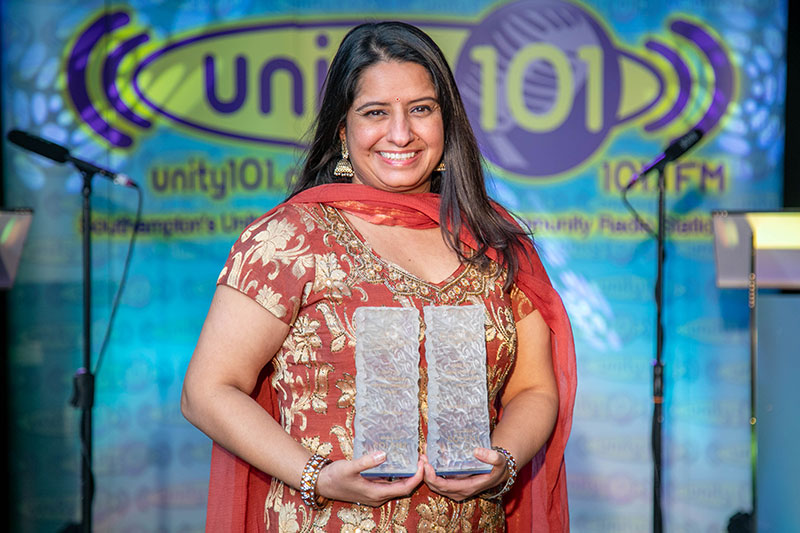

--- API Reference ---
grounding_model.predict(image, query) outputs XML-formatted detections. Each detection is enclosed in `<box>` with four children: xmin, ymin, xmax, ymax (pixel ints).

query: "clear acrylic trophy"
<box><xmin>423</xmin><ymin>305</ymin><xmax>492</xmax><ymax>476</ymax></box>
<box><xmin>353</xmin><ymin>307</ymin><xmax>421</xmax><ymax>477</ymax></box>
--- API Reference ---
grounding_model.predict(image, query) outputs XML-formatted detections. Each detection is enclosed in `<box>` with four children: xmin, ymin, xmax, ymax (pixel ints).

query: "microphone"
<box><xmin>625</xmin><ymin>128</ymin><xmax>703</xmax><ymax>190</ymax></box>
<box><xmin>7</xmin><ymin>129</ymin><xmax>138</xmax><ymax>188</ymax></box>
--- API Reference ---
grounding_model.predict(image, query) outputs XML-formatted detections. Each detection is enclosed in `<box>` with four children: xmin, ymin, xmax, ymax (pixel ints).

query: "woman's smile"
<box><xmin>341</xmin><ymin>60</ymin><xmax>444</xmax><ymax>194</ymax></box>
<box><xmin>377</xmin><ymin>150</ymin><xmax>420</xmax><ymax>163</ymax></box>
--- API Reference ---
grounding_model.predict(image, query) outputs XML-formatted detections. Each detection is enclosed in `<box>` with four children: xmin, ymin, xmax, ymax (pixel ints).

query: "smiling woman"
<box><xmin>181</xmin><ymin>20</ymin><xmax>576</xmax><ymax>533</ymax></box>
<box><xmin>343</xmin><ymin>61</ymin><xmax>444</xmax><ymax>194</ymax></box>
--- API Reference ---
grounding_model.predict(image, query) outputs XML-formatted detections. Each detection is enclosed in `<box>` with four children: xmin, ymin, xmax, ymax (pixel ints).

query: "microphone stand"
<box><xmin>652</xmin><ymin>165</ymin><xmax>666</xmax><ymax>533</ymax></box>
<box><xmin>63</xmin><ymin>167</ymin><xmax>97</xmax><ymax>533</ymax></box>
<box><xmin>6</xmin><ymin>129</ymin><xmax>139</xmax><ymax>533</ymax></box>
<box><xmin>622</xmin><ymin>128</ymin><xmax>703</xmax><ymax>533</ymax></box>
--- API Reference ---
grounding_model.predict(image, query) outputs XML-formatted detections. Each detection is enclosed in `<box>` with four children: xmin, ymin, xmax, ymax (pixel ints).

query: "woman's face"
<box><xmin>341</xmin><ymin>61</ymin><xmax>444</xmax><ymax>194</ymax></box>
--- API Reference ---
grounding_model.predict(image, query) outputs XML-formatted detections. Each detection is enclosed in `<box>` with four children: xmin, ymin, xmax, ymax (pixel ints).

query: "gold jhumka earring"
<box><xmin>435</xmin><ymin>160</ymin><xmax>446</xmax><ymax>172</ymax></box>
<box><xmin>333</xmin><ymin>138</ymin><xmax>355</xmax><ymax>178</ymax></box>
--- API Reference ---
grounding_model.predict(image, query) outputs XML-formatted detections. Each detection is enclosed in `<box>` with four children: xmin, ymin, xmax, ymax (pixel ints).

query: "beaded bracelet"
<box><xmin>300</xmin><ymin>454</ymin><xmax>332</xmax><ymax>510</ymax></box>
<box><xmin>481</xmin><ymin>446</ymin><xmax>518</xmax><ymax>501</ymax></box>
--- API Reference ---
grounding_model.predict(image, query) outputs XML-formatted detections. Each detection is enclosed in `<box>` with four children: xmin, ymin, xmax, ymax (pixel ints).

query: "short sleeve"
<box><xmin>216</xmin><ymin>204</ymin><xmax>316</xmax><ymax>325</ymax></box>
<box><xmin>510</xmin><ymin>283</ymin><xmax>536</xmax><ymax>323</ymax></box>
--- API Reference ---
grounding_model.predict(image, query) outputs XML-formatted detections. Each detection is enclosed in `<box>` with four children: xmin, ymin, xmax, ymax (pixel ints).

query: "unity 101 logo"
<box><xmin>65</xmin><ymin>0</ymin><xmax>735</xmax><ymax>179</ymax></box>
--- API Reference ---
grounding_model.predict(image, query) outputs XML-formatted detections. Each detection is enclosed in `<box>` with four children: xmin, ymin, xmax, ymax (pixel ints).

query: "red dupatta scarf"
<box><xmin>206</xmin><ymin>183</ymin><xmax>576</xmax><ymax>532</ymax></box>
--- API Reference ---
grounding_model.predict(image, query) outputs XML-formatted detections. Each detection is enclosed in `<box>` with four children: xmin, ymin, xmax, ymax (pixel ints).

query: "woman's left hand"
<box><xmin>421</xmin><ymin>448</ymin><xmax>508</xmax><ymax>502</ymax></box>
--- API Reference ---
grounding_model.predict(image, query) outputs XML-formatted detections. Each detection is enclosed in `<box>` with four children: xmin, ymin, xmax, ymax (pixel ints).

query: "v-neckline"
<box><xmin>332</xmin><ymin>207</ymin><xmax>469</xmax><ymax>288</ymax></box>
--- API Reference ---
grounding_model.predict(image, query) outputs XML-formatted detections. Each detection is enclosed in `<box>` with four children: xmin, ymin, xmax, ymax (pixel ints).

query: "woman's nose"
<box><xmin>386</xmin><ymin>112</ymin><xmax>414</xmax><ymax>146</ymax></box>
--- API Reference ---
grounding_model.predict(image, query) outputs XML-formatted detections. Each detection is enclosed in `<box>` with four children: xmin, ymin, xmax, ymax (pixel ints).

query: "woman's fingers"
<box><xmin>422</xmin><ymin>448</ymin><xmax>508</xmax><ymax>501</ymax></box>
<box><xmin>474</xmin><ymin>447</ymin><xmax>507</xmax><ymax>469</ymax></box>
<box><xmin>355</xmin><ymin>450</ymin><xmax>387</xmax><ymax>472</ymax></box>
<box><xmin>364</xmin><ymin>456</ymin><xmax>425</xmax><ymax>506</ymax></box>
<box><xmin>317</xmin><ymin>453</ymin><xmax>424</xmax><ymax>507</ymax></box>
<box><xmin>318</xmin><ymin>448</ymin><xmax>510</xmax><ymax>507</ymax></box>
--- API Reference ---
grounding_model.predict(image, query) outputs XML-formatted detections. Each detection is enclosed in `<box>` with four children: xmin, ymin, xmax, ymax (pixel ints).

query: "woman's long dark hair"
<box><xmin>289</xmin><ymin>21</ymin><xmax>531</xmax><ymax>290</ymax></box>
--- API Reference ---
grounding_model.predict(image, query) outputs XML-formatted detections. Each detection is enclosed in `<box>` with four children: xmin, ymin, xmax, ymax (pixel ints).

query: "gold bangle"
<box><xmin>300</xmin><ymin>454</ymin><xmax>332</xmax><ymax>510</ymax></box>
<box><xmin>481</xmin><ymin>446</ymin><xmax>518</xmax><ymax>501</ymax></box>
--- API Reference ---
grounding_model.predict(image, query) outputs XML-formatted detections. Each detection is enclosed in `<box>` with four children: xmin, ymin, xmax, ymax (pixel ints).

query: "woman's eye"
<box><xmin>363</xmin><ymin>109</ymin><xmax>386</xmax><ymax>117</ymax></box>
<box><xmin>411</xmin><ymin>105</ymin><xmax>432</xmax><ymax>114</ymax></box>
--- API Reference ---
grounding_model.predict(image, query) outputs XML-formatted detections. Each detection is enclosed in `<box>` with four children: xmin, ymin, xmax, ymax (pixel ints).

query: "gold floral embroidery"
<box><xmin>388</xmin><ymin>497</ymin><xmax>410</xmax><ymax>533</ymax></box>
<box><xmin>308</xmin><ymin>504</ymin><xmax>332</xmax><ymax>532</ymax></box>
<box><xmin>416</xmin><ymin>496</ymin><xmax>452</xmax><ymax>532</ymax></box>
<box><xmin>278</xmin><ymin>501</ymin><xmax>301</xmax><ymax>533</ymax></box>
<box><xmin>300</xmin><ymin>436</ymin><xmax>334</xmax><ymax>457</ymax></box>
<box><xmin>309</xmin><ymin>363</ymin><xmax>333</xmax><ymax>414</ymax></box>
<box><xmin>308</xmin><ymin>206</ymin><xmax>503</xmax><ymax>306</ymax></box>
<box><xmin>313</xmin><ymin>252</ymin><xmax>351</xmax><ymax>301</ymax></box>
<box><xmin>331</xmin><ymin>373</ymin><xmax>356</xmax><ymax>459</ymax></box>
<box><xmin>256</xmin><ymin>203</ymin><xmax>520</xmax><ymax>532</ymax></box>
<box><xmin>244</xmin><ymin>215</ymin><xmax>310</xmax><ymax>282</ymax></box>
<box><xmin>264</xmin><ymin>479</ymin><xmax>284</xmax><ymax>530</ymax></box>
<box><xmin>257</xmin><ymin>285</ymin><xmax>288</xmax><ymax>318</ymax></box>
<box><xmin>510</xmin><ymin>285</ymin><xmax>535</xmax><ymax>321</ymax></box>
<box><xmin>483</xmin><ymin>300</ymin><xmax>518</xmax><ymax>404</ymax></box>
<box><xmin>418</xmin><ymin>366</ymin><xmax>428</xmax><ymax>451</ymax></box>
<box><xmin>477</xmin><ymin>498</ymin><xmax>504</xmax><ymax>532</ymax></box>
<box><xmin>251</xmin><ymin>217</ymin><xmax>298</xmax><ymax>264</ymax></box>
<box><xmin>457</xmin><ymin>500</ymin><xmax>476</xmax><ymax>532</ymax></box>
<box><xmin>318</xmin><ymin>301</ymin><xmax>350</xmax><ymax>353</ymax></box>
<box><xmin>289</xmin><ymin>316</ymin><xmax>322</xmax><ymax>365</ymax></box>
<box><xmin>273</xmin><ymin>310</ymin><xmax>330</xmax><ymax>432</ymax></box>
<box><xmin>330</xmin><ymin>424</ymin><xmax>353</xmax><ymax>460</ymax></box>
<box><xmin>339</xmin><ymin>504</ymin><xmax>377</xmax><ymax>533</ymax></box>
<box><xmin>336</xmin><ymin>373</ymin><xmax>356</xmax><ymax>409</ymax></box>
<box><xmin>220</xmin><ymin>208</ymin><xmax>313</xmax><ymax>319</ymax></box>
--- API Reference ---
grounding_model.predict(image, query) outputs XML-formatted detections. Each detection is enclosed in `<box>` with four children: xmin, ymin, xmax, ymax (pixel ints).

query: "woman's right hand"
<box><xmin>315</xmin><ymin>451</ymin><xmax>424</xmax><ymax>507</ymax></box>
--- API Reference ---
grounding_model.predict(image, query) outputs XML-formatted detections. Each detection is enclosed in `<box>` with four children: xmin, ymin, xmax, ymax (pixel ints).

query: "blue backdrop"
<box><xmin>2</xmin><ymin>0</ymin><xmax>786</xmax><ymax>531</ymax></box>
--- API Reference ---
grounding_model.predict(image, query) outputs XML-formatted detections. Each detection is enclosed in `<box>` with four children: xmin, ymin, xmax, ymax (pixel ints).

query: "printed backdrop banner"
<box><xmin>1</xmin><ymin>0</ymin><xmax>785</xmax><ymax>531</ymax></box>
